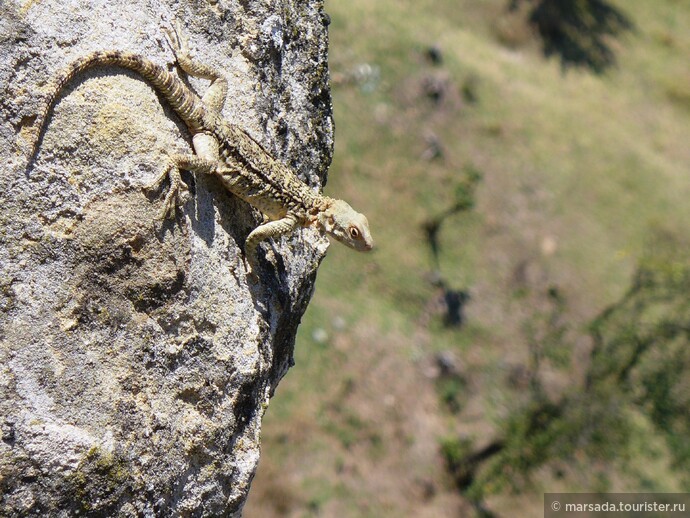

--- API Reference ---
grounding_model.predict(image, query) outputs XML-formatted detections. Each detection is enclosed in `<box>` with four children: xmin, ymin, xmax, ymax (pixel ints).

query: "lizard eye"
<box><xmin>349</xmin><ymin>226</ymin><xmax>360</xmax><ymax>239</ymax></box>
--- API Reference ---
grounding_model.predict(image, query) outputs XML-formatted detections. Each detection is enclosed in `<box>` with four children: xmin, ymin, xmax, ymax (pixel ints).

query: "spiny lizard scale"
<box><xmin>25</xmin><ymin>22</ymin><xmax>373</xmax><ymax>279</ymax></box>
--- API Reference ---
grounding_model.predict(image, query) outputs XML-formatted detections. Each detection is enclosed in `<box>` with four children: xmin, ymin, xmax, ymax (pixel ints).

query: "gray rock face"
<box><xmin>0</xmin><ymin>0</ymin><xmax>332</xmax><ymax>515</ymax></box>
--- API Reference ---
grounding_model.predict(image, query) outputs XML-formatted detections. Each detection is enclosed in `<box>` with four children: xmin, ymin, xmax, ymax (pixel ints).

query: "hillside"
<box><xmin>246</xmin><ymin>1</ymin><xmax>690</xmax><ymax>516</ymax></box>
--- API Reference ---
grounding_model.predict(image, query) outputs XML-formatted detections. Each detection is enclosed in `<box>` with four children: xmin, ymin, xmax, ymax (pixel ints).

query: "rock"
<box><xmin>0</xmin><ymin>0</ymin><xmax>332</xmax><ymax>515</ymax></box>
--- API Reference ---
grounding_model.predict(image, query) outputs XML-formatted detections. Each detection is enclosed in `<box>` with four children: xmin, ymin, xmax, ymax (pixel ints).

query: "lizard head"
<box><xmin>318</xmin><ymin>199</ymin><xmax>374</xmax><ymax>252</ymax></box>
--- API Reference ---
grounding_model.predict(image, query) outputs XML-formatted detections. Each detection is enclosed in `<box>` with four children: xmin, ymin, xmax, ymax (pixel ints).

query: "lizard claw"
<box><xmin>145</xmin><ymin>159</ymin><xmax>190</xmax><ymax>219</ymax></box>
<box><xmin>143</xmin><ymin>166</ymin><xmax>168</xmax><ymax>194</ymax></box>
<box><xmin>159</xmin><ymin>183</ymin><xmax>189</xmax><ymax>220</ymax></box>
<box><xmin>163</xmin><ymin>20</ymin><xmax>189</xmax><ymax>61</ymax></box>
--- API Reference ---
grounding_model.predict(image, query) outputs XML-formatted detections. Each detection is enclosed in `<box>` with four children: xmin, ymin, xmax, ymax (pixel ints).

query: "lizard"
<box><xmin>25</xmin><ymin>22</ymin><xmax>374</xmax><ymax>279</ymax></box>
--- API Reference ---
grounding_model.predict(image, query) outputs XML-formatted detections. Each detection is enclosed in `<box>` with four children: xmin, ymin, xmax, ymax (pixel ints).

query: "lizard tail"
<box><xmin>27</xmin><ymin>50</ymin><xmax>206</xmax><ymax>163</ymax></box>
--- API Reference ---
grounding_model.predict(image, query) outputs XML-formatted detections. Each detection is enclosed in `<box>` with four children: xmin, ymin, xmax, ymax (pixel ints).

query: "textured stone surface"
<box><xmin>0</xmin><ymin>0</ymin><xmax>332</xmax><ymax>515</ymax></box>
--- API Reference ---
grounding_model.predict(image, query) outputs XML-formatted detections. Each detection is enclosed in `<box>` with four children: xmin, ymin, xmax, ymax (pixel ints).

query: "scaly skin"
<box><xmin>27</xmin><ymin>22</ymin><xmax>373</xmax><ymax>278</ymax></box>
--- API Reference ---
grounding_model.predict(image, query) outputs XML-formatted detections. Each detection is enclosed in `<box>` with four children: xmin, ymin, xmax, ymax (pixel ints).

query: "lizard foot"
<box><xmin>244</xmin><ymin>256</ymin><xmax>261</xmax><ymax>285</ymax></box>
<box><xmin>163</xmin><ymin>20</ymin><xmax>189</xmax><ymax>62</ymax></box>
<box><xmin>144</xmin><ymin>159</ymin><xmax>190</xmax><ymax>219</ymax></box>
<box><xmin>163</xmin><ymin>19</ymin><xmax>225</xmax><ymax>91</ymax></box>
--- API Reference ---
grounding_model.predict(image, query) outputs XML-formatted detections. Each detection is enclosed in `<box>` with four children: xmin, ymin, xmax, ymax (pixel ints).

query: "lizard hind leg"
<box><xmin>164</xmin><ymin>20</ymin><xmax>228</xmax><ymax>114</ymax></box>
<box><xmin>145</xmin><ymin>154</ymin><xmax>217</xmax><ymax>219</ymax></box>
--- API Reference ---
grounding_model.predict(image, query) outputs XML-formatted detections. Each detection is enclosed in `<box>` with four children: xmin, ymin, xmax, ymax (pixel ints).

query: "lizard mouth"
<box><xmin>352</xmin><ymin>237</ymin><xmax>373</xmax><ymax>252</ymax></box>
<box><xmin>330</xmin><ymin>234</ymin><xmax>373</xmax><ymax>252</ymax></box>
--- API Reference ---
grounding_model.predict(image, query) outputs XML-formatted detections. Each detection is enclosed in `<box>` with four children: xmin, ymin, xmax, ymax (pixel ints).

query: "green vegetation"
<box><xmin>246</xmin><ymin>1</ymin><xmax>690</xmax><ymax>516</ymax></box>
<box><xmin>445</xmin><ymin>239</ymin><xmax>690</xmax><ymax>508</ymax></box>
<box><xmin>67</xmin><ymin>446</ymin><xmax>132</xmax><ymax>513</ymax></box>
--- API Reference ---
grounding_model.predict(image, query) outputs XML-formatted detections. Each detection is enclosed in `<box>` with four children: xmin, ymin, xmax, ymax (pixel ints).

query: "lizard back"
<box><xmin>214</xmin><ymin>122</ymin><xmax>322</xmax><ymax>221</ymax></box>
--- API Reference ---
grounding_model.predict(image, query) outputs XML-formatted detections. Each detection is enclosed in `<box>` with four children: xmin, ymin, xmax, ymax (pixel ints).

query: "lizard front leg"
<box><xmin>244</xmin><ymin>213</ymin><xmax>299</xmax><ymax>279</ymax></box>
